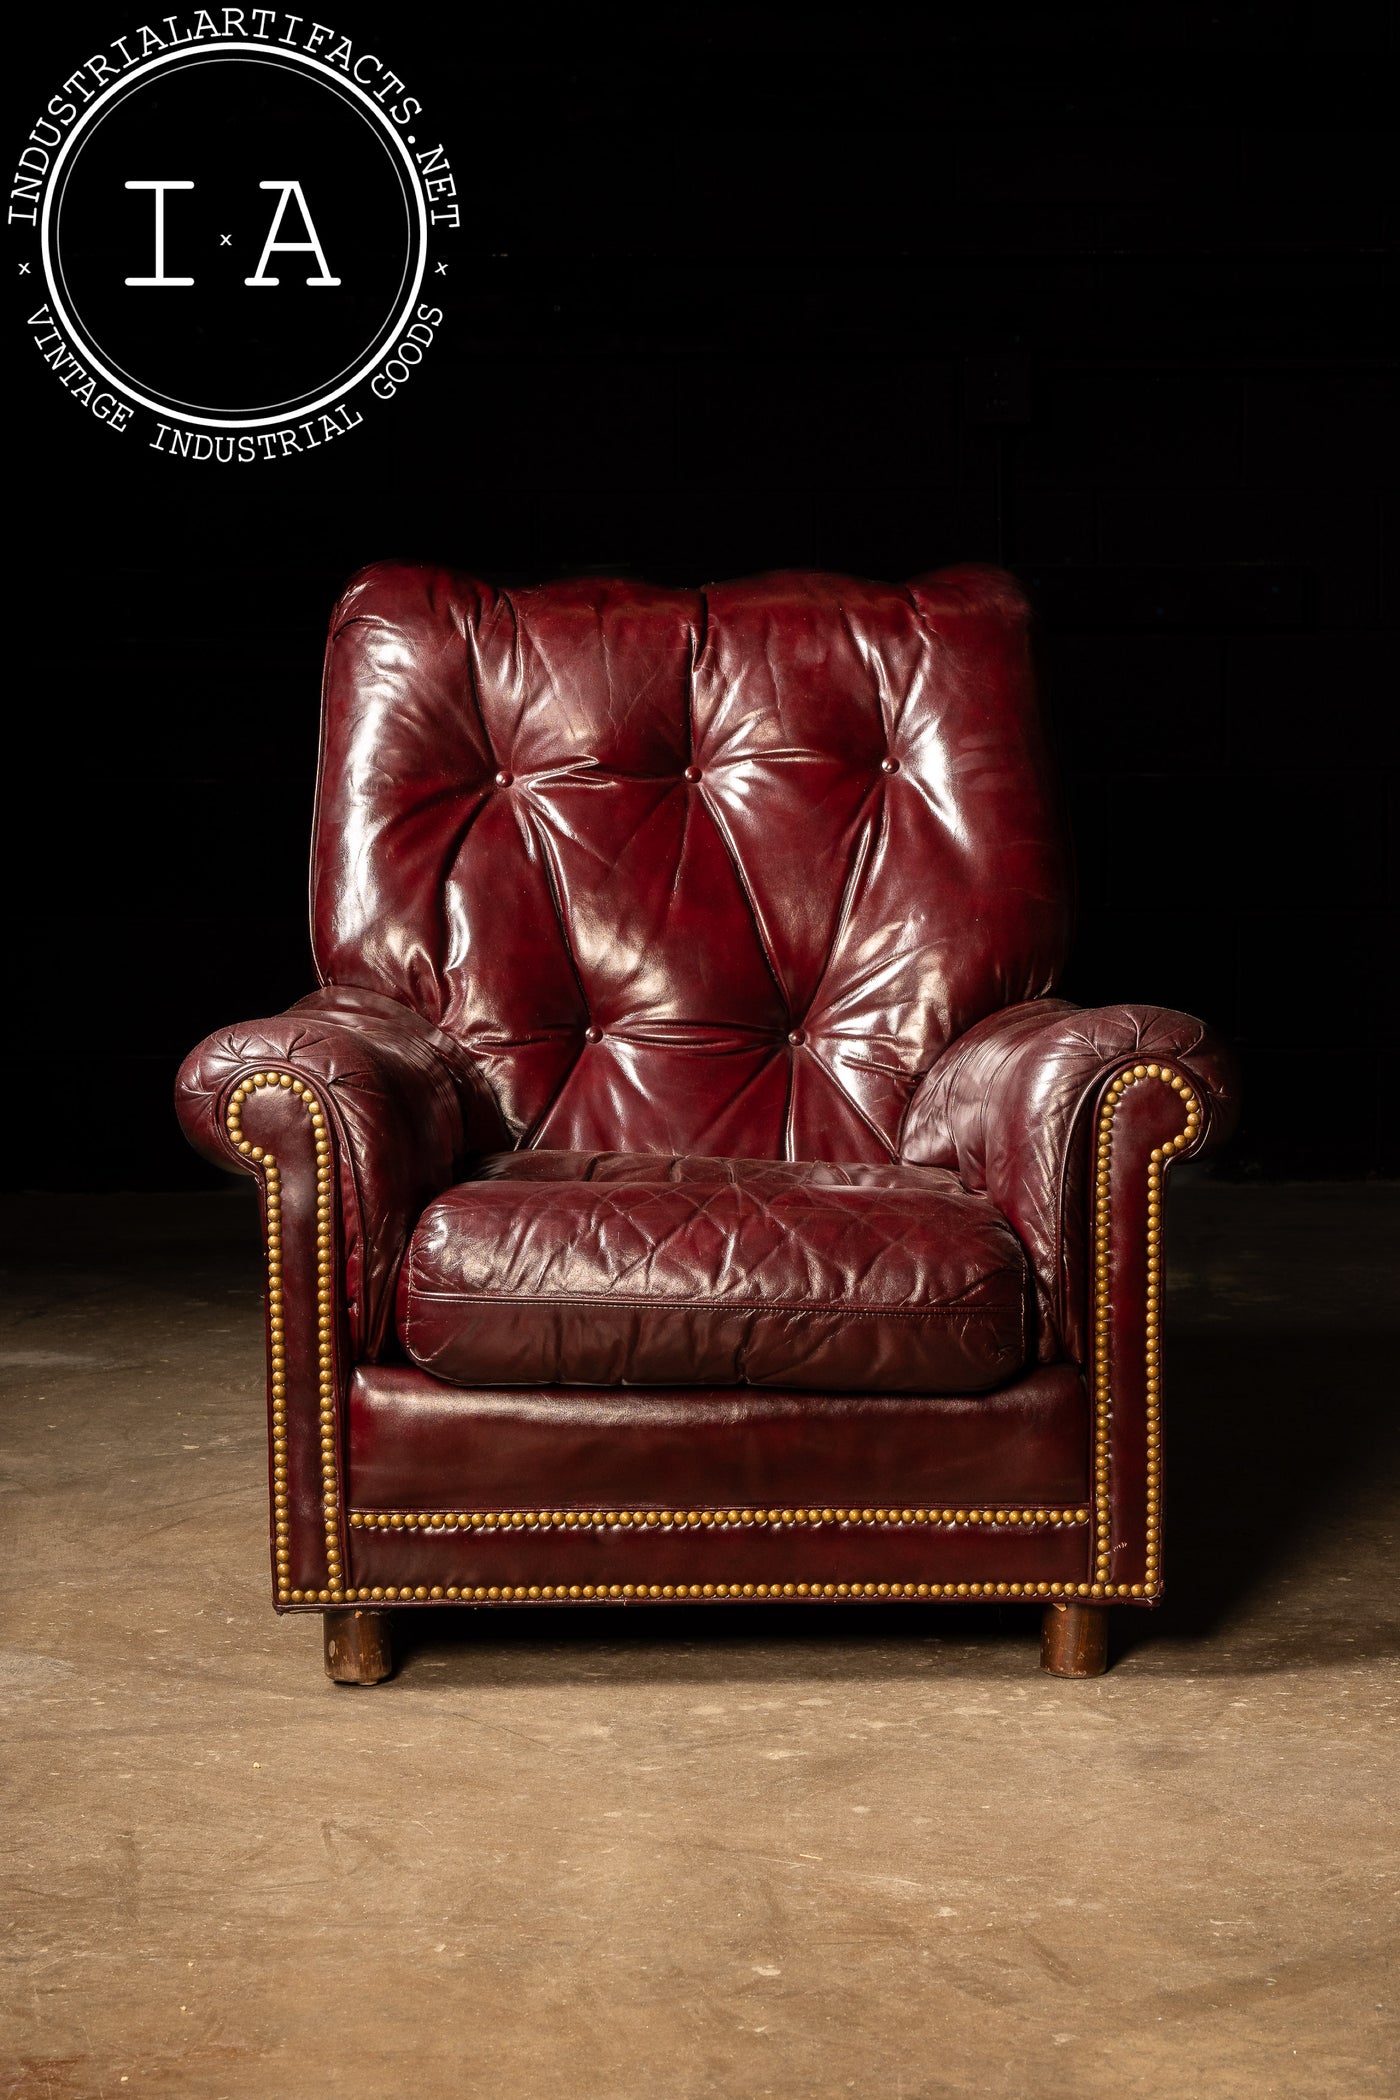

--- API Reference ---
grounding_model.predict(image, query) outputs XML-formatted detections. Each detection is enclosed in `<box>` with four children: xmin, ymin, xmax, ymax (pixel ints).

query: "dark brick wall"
<box><xmin>4</xmin><ymin>8</ymin><xmax>1395</xmax><ymax>1186</ymax></box>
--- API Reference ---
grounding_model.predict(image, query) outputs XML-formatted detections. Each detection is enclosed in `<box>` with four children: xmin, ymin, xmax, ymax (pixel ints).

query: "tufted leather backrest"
<box><xmin>312</xmin><ymin>562</ymin><xmax>1071</xmax><ymax>1161</ymax></box>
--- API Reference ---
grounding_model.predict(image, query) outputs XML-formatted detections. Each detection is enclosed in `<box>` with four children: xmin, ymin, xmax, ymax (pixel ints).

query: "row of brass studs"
<box><xmin>1092</xmin><ymin>1062</ymin><xmax>1200</xmax><ymax>1590</ymax></box>
<box><xmin>291</xmin><ymin>1578</ymin><xmax>1155</xmax><ymax>1604</ymax></box>
<box><xmin>227</xmin><ymin>1070</ymin><xmax>344</xmax><ymax>1606</ymax></box>
<box><xmin>229</xmin><ymin>1052</ymin><xmax>1195</xmax><ymax>1611</ymax></box>
<box><xmin>348</xmin><ymin>1504</ymin><xmax>1090</xmax><ymax>1532</ymax></box>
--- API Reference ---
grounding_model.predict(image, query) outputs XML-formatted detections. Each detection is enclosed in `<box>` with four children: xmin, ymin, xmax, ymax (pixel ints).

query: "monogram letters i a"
<box><xmin>124</xmin><ymin>179</ymin><xmax>340</xmax><ymax>286</ymax></box>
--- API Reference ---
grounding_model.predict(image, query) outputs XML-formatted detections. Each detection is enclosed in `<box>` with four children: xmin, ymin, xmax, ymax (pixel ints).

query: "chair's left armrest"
<box><xmin>176</xmin><ymin>986</ymin><xmax>508</xmax><ymax>1609</ymax></box>
<box><xmin>177</xmin><ymin>985</ymin><xmax>506</xmax><ymax>1364</ymax></box>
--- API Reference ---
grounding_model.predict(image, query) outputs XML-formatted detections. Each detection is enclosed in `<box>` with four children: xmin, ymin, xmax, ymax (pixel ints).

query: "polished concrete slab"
<box><xmin>2</xmin><ymin>1181</ymin><xmax>1397</xmax><ymax>2100</ymax></box>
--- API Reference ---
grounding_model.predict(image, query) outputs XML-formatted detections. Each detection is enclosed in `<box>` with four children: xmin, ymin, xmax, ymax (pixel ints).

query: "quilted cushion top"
<box><xmin>397</xmin><ymin>1150</ymin><xmax>1031</xmax><ymax>1395</ymax></box>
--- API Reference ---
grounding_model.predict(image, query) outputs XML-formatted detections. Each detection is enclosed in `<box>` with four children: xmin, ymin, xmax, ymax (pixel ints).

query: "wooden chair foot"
<box><xmin>324</xmin><ymin>1608</ymin><xmax>394</xmax><ymax>1685</ymax></box>
<box><xmin>1040</xmin><ymin>1601</ymin><xmax>1109</xmax><ymax>1678</ymax></box>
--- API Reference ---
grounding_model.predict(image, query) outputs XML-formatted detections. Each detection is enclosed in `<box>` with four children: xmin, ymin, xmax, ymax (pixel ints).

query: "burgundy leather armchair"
<box><xmin>177</xmin><ymin>561</ymin><xmax>1236</xmax><ymax>1683</ymax></box>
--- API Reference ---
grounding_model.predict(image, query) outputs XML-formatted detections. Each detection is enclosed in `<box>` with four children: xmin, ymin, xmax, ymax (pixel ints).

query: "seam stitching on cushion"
<box><xmin>405</xmin><ymin>1291</ymin><xmax>1024</xmax><ymax>1319</ymax></box>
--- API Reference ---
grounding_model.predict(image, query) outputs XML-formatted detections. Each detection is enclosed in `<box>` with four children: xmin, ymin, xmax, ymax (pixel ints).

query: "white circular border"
<box><xmin>40</xmin><ymin>40</ymin><xmax>430</xmax><ymax>430</ymax></box>
<box><xmin>49</xmin><ymin>49</ymin><xmax>416</xmax><ymax>420</ymax></box>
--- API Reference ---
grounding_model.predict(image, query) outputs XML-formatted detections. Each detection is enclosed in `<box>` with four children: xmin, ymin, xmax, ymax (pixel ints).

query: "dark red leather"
<box><xmin>176</xmin><ymin>985</ymin><xmax>506</xmax><ymax>1358</ymax></box>
<box><xmin>348</xmin><ymin>1362</ymin><xmax>1089</xmax><ymax>1514</ymax></box>
<box><xmin>313</xmin><ymin>563</ymin><xmax>1071</xmax><ymax>1159</ymax></box>
<box><xmin>175</xmin><ymin>558</ymin><xmax>1236</xmax><ymax>1619</ymax></box>
<box><xmin>347</xmin><ymin>1514</ymin><xmax>1093</xmax><ymax>1603</ymax></box>
<box><xmin>397</xmin><ymin>1151</ymin><xmax>1031</xmax><ymax>1394</ymax></box>
<box><xmin>902</xmin><ymin>1000</ymin><xmax>1240</xmax><ymax>1361</ymax></box>
<box><xmin>345</xmin><ymin>1362</ymin><xmax>1092</xmax><ymax>1599</ymax></box>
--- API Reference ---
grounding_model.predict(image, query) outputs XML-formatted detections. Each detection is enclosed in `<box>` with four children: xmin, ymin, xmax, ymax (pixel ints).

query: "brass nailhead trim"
<box><xmin>236</xmin><ymin>1060</ymin><xmax>1199</xmax><ymax>1616</ymax></box>
<box><xmin>227</xmin><ymin>1070</ymin><xmax>342</xmax><ymax>1607</ymax></box>
<box><xmin>348</xmin><ymin>1505</ymin><xmax>1090</xmax><ymax>1532</ymax></box>
<box><xmin>1093</xmin><ymin>1062</ymin><xmax>1199</xmax><ymax>1590</ymax></box>
<box><xmin>312</xmin><ymin>1579</ymin><xmax>1154</xmax><ymax>1604</ymax></box>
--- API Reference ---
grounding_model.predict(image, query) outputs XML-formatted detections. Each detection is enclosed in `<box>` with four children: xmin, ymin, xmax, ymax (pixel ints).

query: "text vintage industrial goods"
<box><xmin>10</xmin><ymin>10</ymin><xmax>458</xmax><ymax>460</ymax></box>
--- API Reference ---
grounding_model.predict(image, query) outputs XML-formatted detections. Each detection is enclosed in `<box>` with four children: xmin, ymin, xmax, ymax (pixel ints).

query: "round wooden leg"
<box><xmin>323</xmin><ymin>1608</ymin><xmax>394</xmax><ymax>1686</ymax></box>
<box><xmin>1040</xmin><ymin>1601</ymin><xmax>1109</xmax><ymax>1678</ymax></box>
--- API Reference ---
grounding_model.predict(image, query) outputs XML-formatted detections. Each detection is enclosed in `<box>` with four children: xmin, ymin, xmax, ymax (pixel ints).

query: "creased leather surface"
<box><xmin>175</xmin><ymin>986</ymin><xmax>507</xmax><ymax>1357</ymax></box>
<box><xmin>349</xmin><ymin>1362</ymin><xmax>1090</xmax><ymax>1514</ymax></box>
<box><xmin>901</xmin><ymin>999</ymin><xmax>1240</xmax><ymax>1360</ymax></box>
<box><xmin>175</xmin><ymin>558</ymin><xmax>1238</xmax><ymax>1615</ymax></box>
<box><xmin>398</xmin><ymin>1151</ymin><xmax>1030</xmax><ymax>1394</ymax></box>
<box><xmin>313</xmin><ymin>562</ymin><xmax>1071</xmax><ymax>1161</ymax></box>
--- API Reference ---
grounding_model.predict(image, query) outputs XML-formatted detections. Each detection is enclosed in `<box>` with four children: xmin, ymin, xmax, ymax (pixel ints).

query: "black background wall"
<box><xmin>4</xmin><ymin>6</ymin><xmax>1395</xmax><ymax>1188</ymax></box>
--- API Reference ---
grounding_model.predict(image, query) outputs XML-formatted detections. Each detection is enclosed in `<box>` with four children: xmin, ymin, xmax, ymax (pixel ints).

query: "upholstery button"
<box><xmin>880</xmin><ymin>756</ymin><xmax>900</xmax><ymax>774</ymax></box>
<box><xmin>495</xmin><ymin>769</ymin><xmax>513</xmax><ymax>787</ymax></box>
<box><xmin>584</xmin><ymin>1025</ymin><xmax>602</xmax><ymax>1043</ymax></box>
<box><xmin>788</xmin><ymin>1029</ymin><xmax>806</xmax><ymax>1046</ymax></box>
<box><xmin>683</xmin><ymin>764</ymin><xmax>701</xmax><ymax>783</ymax></box>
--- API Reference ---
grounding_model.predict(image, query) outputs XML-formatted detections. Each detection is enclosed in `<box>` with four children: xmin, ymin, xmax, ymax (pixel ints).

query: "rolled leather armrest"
<box><xmin>901</xmin><ymin>999</ymin><xmax>1239</xmax><ymax>1364</ymax></box>
<box><xmin>176</xmin><ymin>984</ymin><xmax>507</xmax><ymax>1361</ymax></box>
<box><xmin>176</xmin><ymin>985</ymin><xmax>509</xmax><ymax>1606</ymax></box>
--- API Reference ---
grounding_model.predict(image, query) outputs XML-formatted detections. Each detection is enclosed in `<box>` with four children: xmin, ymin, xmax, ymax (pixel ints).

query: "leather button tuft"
<box><xmin>880</xmin><ymin>757</ymin><xmax>900</xmax><ymax>774</ymax></box>
<box><xmin>788</xmin><ymin>1029</ymin><xmax>806</xmax><ymax>1046</ymax></box>
<box><xmin>584</xmin><ymin>1025</ymin><xmax>602</xmax><ymax>1043</ymax></box>
<box><xmin>683</xmin><ymin>764</ymin><xmax>701</xmax><ymax>783</ymax></box>
<box><xmin>495</xmin><ymin>770</ymin><xmax>513</xmax><ymax>787</ymax></box>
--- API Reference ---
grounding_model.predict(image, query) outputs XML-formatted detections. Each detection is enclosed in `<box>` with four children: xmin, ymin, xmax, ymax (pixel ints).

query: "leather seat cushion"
<box><xmin>397</xmin><ymin>1152</ymin><xmax>1031</xmax><ymax>1394</ymax></box>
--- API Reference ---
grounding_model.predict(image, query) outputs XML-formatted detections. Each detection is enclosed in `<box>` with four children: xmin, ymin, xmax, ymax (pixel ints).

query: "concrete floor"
<box><xmin>1</xmin><ymin>1180</ymin><xmax>1397</xmax><ymax>2100</ymax></box>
